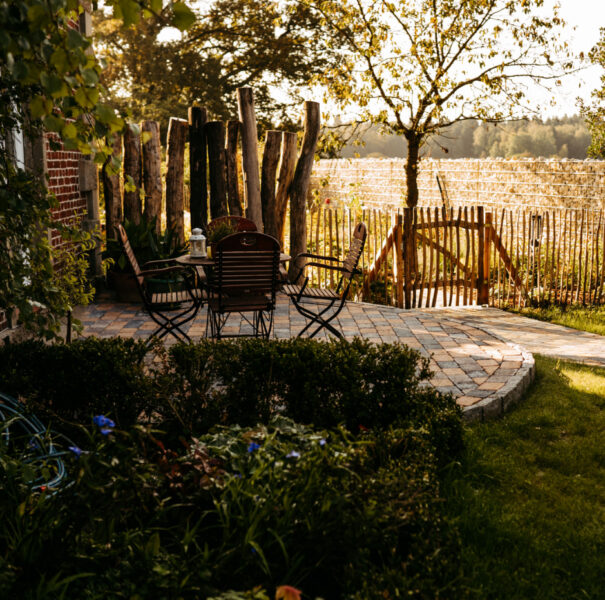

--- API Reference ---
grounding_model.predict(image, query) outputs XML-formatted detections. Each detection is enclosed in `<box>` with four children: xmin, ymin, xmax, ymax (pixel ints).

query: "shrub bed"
<box><xmin>0</xmin><ymin>418</ymin><xmax>461</xmax><ymax>599</ymax></box>
<box><xmin>0</xmin><ymin>336</ymin><xmax>464</xmax><ymax>598</ymax></box>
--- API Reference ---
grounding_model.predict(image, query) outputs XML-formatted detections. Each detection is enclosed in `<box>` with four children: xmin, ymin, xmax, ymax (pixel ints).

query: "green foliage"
<box><xmin>206</xmin><ymin>219</ymin><xmax>237</xmax><ymax>245</ymax></box>
<box><xmin>581</xmin><ymin>27</ymin><xmax>605</xmax><ymax>158</ymax></box>
<box><xmin>0</xmin><ymin>0</ymin><xmax>195</xmax><ymax>339</ymax></box>
<box><xmin>306</xmin><ymin>0</ymin><xmax>574</xmax><ymax>205</ymax></box>
<box><xmin>0</xmin><ymin>161</ymin><xmax>96</xmax><ymax>339</ymax></box>
<box><xmin>93</xmin><ymin>0</ymin><xmax>335</xmax><ymax>128</ymax></box>
<box><xmin>443</xmin><ymin>356</ymin><xmax>605</xmax><ymax>599</ymax></box>
<box><xmin>162</xmin><ymin>337</ymin><xmax>463</xmax><ymax>464</ymax></box>
<box><xmin>104</xmin><ymin>216</ymin><xmax>188</xmax><ymax>272</ymax></box>
<box><xmin>0</xmin><ymin>337</ymin><xmax>151</xmax><ymax>433</ymax></box>
<box><xmin>0</xmin><ymin>417</ymin><xmax>460</xmax><ymax>598</ymax></box>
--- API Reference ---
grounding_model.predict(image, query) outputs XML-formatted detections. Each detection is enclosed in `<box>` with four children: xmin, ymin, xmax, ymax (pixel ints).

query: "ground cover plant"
<box><xmin>0</xmin><ymin>337</ymin><xmax>464</xmax><ymax>599</ymax></box>
<box><xmin>443</xmin><ymin>356</ymin><xmax>605</xmax><ymax>599</ymax></box>
<box><xmin>508</xmin><ymin>304</ymin><xmax>605</xmax><ymax>337</ymax></box>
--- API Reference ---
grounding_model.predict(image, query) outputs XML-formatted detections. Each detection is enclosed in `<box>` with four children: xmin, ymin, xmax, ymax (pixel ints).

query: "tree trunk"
<box><xmin>226</xmin><ymin>120</ymin><xmax>242</xmax><ymax>216</ymax></box>
<box><xmin>188</xmin><ymin>106</ymin><xmax>208</xmax><ymax>230</ymax></box>
<box><xmin>275</xmin><ymin>131</ymin><xmax>297</xmax><ymax>247</ymax></box>
<box><xmin>205</xmin><ymin>121</ymin><xmax>229</xmax><ymax>219</ymax></box>
<box><xmin>141</xmin><ymin>120</ymin><xmax>162</xmax><ymax>234</ymax></box>
<box><xmin>236</xmin><ymin>87</ymin><xmax>263</xmax><ymax>231</ymax></box>
<box><xmin>102</xmin><ymin>134</ymin><xmax>122</xmax><ymax>239</ymax></box>
<box><xmin>405</xmin><ymin>133</ymin><xmax>420</xmax><ymax>208</ymax></box>
<box><xmin>123</xmin><ymin>125</ymin><xmax>142</xmax><ymax>225</ymax></box>
<box><xmin>288</xmin><ymin>101</ymin><xmax>321</xmax><ymax>281</ymax></box>
<box><xmin>260</xmin><ymin>130</ymin><xmax>282</xmax><ymax>238</ymax></box>
<box><xmin>165</xmin><ymin>117</ymin><xmax>188</xmax><ymax>245</ymax></box>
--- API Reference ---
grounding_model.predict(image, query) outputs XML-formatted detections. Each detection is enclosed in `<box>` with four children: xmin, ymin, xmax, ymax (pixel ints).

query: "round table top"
<box><xmin>176</xmin><ymin>252</ymin><xmax>291</xmax><ymax>266</ymax></box>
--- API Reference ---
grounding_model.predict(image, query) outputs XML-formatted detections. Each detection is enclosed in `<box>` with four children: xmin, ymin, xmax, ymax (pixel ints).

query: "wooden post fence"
<box><xmin>188</xmin><ymin>106</ymin><xmax>208</xmax><ymax>230</ymax></box>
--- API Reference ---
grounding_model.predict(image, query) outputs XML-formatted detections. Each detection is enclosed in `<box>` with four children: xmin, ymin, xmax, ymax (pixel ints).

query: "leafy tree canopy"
<box><xmin>94</xmin><ymin>0</ymin><xmax>334</xmax><ymax>128</ymax></box>
<box><xmin>304</xmin><ymin>0</ymin><xmax>574</xmax><ymax>206</ymax></box>
<box><xmin>581</xmin><ymin>27</ymin><xmax>605</xmax><ymax>159</ymax></box>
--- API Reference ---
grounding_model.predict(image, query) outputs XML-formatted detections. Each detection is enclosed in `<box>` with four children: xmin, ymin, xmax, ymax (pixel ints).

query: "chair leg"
<box><xmin>289</xmin><ymin>296</ymin><xmax>343</xmax><ymax>339</ymax></box>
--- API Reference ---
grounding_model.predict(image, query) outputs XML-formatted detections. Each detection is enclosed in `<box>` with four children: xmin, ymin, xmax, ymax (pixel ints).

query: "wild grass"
<box><xmin>444</xmin><ymin>356</ymin><xmax>605</xmax><ymax>599</ymax></box>
<box><xmin>508</xmin><ymin>304</ymin><xmax>605</xmax><ymax>336</ymax></box>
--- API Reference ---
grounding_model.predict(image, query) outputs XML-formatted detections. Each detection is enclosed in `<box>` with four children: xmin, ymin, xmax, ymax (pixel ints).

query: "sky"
<box><xmin>542</xmin><ymin>0</ymin><xmax>604</xmax><ymax>116</ymax></box>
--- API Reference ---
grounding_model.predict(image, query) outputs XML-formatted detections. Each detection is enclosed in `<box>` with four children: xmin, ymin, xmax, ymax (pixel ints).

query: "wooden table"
<box><xmin>176</xmin><ymin>253</ymin><xmax>291</xmax><ymax>267</ymax></box>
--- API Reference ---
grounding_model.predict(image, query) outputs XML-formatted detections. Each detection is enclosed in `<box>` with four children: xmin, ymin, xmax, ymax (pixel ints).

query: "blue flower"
<box><xmin>99</xmin><ymin>428</ymin><xmax>113</xmax><ymax>436</ymax></box>
<box><xmin>93</xmin><ymin>415</ymin><xmax>115</xmax><ymax>429</ymax></box>
<box><xmin>319</xmin><ymin>438</ymin><xmax>326</xmax><ymax>447</ymax></box>
<box><xmin>68</xmin><ymin>445</ymin><xmax>82</xmax><ymax>457</ymax></box>
<box><xmin>286</xmin><ymin>450</ymin><xmax>300</xmax><ymax>459</ymax></box>
<box><xmin>247</xmin><ymin>442</ymin><xmax>261</xmax><ymax>453</ymax></box>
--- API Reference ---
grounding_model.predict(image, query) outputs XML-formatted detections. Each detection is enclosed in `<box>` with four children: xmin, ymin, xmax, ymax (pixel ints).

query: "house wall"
<box><xmin>1</xmin><ymin>10</ymin><xmax>94</xmax><ymax>335</ymax></box>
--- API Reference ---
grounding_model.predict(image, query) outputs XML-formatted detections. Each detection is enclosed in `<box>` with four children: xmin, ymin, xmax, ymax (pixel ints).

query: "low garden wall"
<box><xmin>310</xmin><ymin>157</ymin><xmax>605</xmax><ymax>210</ymax></box>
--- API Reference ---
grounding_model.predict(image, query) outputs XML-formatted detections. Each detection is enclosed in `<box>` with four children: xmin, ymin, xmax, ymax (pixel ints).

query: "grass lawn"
<box><xmin>444</xmin><ymin>356</ymin><xmax>605</xmax><ymax>599</ymax></box>
<box><xmin>508</xmin><ymin>304</ymin><xmax>605</xmax><ymax>337</ymax></box>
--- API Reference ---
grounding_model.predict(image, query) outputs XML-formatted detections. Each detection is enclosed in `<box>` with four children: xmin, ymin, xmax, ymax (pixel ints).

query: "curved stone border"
<box><xmin>461</xmin><ymin>342</ymin><xmax>535</xmax><ymax>422</ymax></box>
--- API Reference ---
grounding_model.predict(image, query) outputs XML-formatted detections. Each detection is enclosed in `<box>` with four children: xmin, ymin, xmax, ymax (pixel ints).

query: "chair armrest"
<box><xmin>304</xmin><ymin>261</ymin><xmax>349</xmax><ymax>273</ymax></box>
<box><xmin>294</xmin><ymin>252</ymin><xmax>340</xmax><ymax>262</ymax></box>
<box><xmin>142</xmin><ymin>258</ymin><xmax>178</xmax><ymax>269</ymax></box>
<box><xmin>140</xmin><ymin>265</ymin><xmax>185</xmax><ymax>278</ymax></box>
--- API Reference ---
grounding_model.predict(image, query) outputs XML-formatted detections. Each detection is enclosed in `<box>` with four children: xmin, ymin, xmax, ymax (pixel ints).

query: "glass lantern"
<box><xmin>190</xmin><ymin>228</ymin><xmax>207</xmax><ymax>258</ymax></box>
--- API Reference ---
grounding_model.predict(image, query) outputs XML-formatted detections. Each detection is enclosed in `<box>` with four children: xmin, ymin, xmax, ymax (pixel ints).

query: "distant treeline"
<box><xmin>340</xmin><ymin>115</ymin><xmax>591</xmax><ymax>160</ymax></box>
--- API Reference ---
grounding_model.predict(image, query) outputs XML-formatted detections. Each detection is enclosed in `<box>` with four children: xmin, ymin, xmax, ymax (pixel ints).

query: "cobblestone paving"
<box><xmin>74</xmin><ymin>295</ymin><xmax>540</xmax><ymax>420</ymax></box>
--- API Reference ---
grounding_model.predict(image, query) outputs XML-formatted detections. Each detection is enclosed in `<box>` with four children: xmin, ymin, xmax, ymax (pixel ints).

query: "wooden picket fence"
<box><xmin>304</xmin><ymin>204</ymin><xmax>605</xmax><ymax>309</ymax></box>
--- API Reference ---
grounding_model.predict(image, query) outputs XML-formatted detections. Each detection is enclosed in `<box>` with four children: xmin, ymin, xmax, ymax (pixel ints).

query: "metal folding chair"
<box><xmin>284</xmin><ymin>223</ymin><xmax>367</xmax><ymax>339</ymax></box>
<box><xmin>117</xmin><ymin>224</ymin><xmax>204</xmax><ymax>346</ymax></box>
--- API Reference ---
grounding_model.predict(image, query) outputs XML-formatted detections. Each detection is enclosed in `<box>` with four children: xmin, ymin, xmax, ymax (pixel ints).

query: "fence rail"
<box><xmin>304</xmin><ymin>204</ymin><xmax>605</xmax><ymax>309</ymax></box>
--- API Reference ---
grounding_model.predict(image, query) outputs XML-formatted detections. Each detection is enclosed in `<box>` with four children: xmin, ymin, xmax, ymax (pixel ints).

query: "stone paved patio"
<box><xmin>73</xmin><ymin>294</ymin><xmax>538</xmax><ymax>421</ymax></box>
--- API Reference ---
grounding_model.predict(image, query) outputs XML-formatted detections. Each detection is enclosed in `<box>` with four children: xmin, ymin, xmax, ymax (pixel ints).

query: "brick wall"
<box><xmin>45</xmin><ymin>133</ymin><xmax>88</xmax><ymax>248</ymax></box>
<box><xmin>310</xmin><ymin>157</ymin><xmax>605</xmax><ymax>210</ymax></box>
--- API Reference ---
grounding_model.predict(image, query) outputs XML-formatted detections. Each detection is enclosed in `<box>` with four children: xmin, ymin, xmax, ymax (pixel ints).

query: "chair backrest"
<box><xmin>341</xmin><ymin>223</ymin><xmax>367</xmax><ymax>282</ymax></box>
<box><xmin>116</xmin><ymin>224</ymin><xmax>145</xmax><ymax>292</ymax></box>
<box><xmin>207</xmin><ymin>216</ymin><xmax>258</xmax><ymax>233</ymax></box>
<box><xmin>212</xmin><ymin>232</ymin><xmax>280</xmax><ymax>302</ymax></box>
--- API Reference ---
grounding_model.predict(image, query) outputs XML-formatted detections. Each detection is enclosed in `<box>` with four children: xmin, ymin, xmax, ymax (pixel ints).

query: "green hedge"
<box><xmin>163</xmin><ymin>338</ymin><xmax>463</xmax><ymax>465</ymax></box>
<box><xmin>0</xmin><ymin>337</ymin><xmax>463</xmax><ymax>464</ymax></box>
<box><xmin>0</xmin><ymin>337</ymin><xmax>151</xmax><ymax>431</ymax></box>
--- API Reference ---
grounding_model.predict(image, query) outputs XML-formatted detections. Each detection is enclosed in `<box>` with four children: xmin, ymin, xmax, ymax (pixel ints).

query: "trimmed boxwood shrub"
<box><xmin>0</xmin><ymin>337</ymin><xmax>151</xmax><ymax>431</ymax></box>
<box><xmin>163</xmin><ymin>338</ymin><xmax>464</xmax><ymax>464</ymax></box>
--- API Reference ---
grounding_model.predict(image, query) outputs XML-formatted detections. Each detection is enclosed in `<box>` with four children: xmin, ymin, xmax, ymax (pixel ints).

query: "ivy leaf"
<box><xmin>171</xmin><ymin>2</ymin><xmax>196</xmax><ymax>31</ymax></box>
<box><xmin>43</xmin><ymin>114</ymin><xmax>63</xmax><ymax>132</ymax></box>
<box><xmin>116</xmin><ymin>0</ymin><xmax>140</xmax><ymax>27</ymax></box>
<box><xmin>29</xmin><ymin>96</ymin><xmax>48</xmax><ymax>119</ymax></box>
<box><xmin>62</xmin><ymin>122</ymin><xmax>78</xmax><ymax>139</ymax></box>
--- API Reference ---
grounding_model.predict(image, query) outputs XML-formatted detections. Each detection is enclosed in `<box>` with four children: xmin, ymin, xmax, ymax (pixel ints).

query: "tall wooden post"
<box><xmin>288</xmin><ymin>101</ymin><xmax>321</xmax><ymax>281</ymax></box>
<box><xmin>188</xmin><ymin>106</ymin><xmax>208</xmax><ymax>230</ymax></box>
<box><xmin>165</xmin><ymin>117</ymin><xmax>188</xmax><ymax>245</ymax></box>
<box><xmin>141</xmin><ymin>120</ymin><xmax>162</xmax><ymax>233</ymax></box>
<box><xmin>477</xmin><ymin>206</ymin><xmax>486</xmax><ymax>305</ymax></box>
<box><xmin>482</xmin><ymin>211</ymin><xmax>492</xmax><ymax>305</ymax></box>
<box><xmin>237</xmin><ymin>87</ymin><xmax>263</xmax><ymax>230</ymax></box>
<box><xmin>123</xmin><ymin>124</ymin><xmax>142</xmax><ymax>225</ymax></box>
<box><xmin>205</xmin><ymin>121</ymin><xmax>229</xmax><ymax>219</ymax></box>
<box><xmin>226</xmin><ymin>120</ymin><xmax>243</xmax><ymax>217</ymax></box>
<box><xmin>261</xmin><ymin>130</ymin><xmax>282</xmax><ymax>239</ymax></box>
<box><xmin>403</xmin><ymin>207</ymin><xmax>413</xmax><ymax>309</ymax></box>
<box><xmin>102</xmin><ymin>133</ymin><xmax>122</xmax><ymax>239</ymax></box>
<box><xmin>275</xmin><ymin>131</ymin><xmax>298</xmax><ymax>247</ymax></box>
<box><xmin>395</xmin><ymin>213</ymin><xmax>404</xmax><ymax>308</ymax></box>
